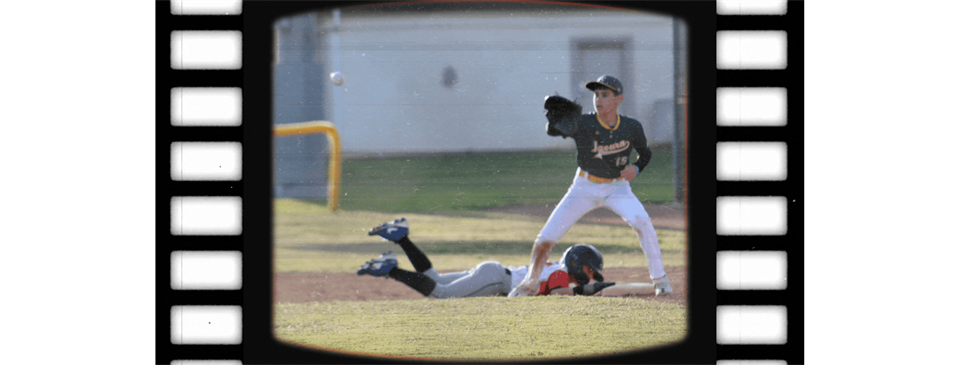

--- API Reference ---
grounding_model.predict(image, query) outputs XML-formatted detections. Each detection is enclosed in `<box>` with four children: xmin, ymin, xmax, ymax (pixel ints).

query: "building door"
<box><xmin>571</xmin><ymin>40</ymin><xmax>635</xmax><ymax>118</ymax></box>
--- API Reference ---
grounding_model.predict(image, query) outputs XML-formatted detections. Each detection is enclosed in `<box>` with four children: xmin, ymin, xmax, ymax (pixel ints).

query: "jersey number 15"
<box><xmin>614</xmin><ymin>156</ymin><xmax>629</xmax><ymax>167</ymax></box>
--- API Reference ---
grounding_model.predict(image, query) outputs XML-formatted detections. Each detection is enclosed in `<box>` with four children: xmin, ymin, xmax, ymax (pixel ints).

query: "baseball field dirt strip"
<box><xmin>275</xmin><ymin>203</ymin><xmax>687</xmax><ymax>306</ymax></box>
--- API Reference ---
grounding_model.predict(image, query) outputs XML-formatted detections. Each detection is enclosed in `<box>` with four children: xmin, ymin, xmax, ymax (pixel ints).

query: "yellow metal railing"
<box><xmin>274</xmin><ymin>121</ymin><xmax>342</xmax><ymax>212</ymax></box>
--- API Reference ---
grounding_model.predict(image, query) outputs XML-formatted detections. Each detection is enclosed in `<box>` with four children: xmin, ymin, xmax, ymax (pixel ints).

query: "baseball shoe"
<box><xmin>653</xmin><ymin>276</ymin><xmax>673</xmax><ymax>296</ymax></box>
<box><xmin>368</xmin><ymin>218</ymin><xmax>409</xmax><ymax>242</ymax></box>
<box><xmin>357</xmin><ymin>251</ymin><xmax>398</xmax><ymax>277</ymax></box>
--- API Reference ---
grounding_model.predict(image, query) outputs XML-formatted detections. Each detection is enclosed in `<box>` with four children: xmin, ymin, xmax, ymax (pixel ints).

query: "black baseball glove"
<box><xmin>544</xmin><ymin>94</ymin><xmax>581</xmax><ymax>137</ymax></box>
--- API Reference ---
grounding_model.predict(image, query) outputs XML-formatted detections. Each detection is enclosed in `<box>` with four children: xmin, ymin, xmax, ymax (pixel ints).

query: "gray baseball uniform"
<box><xmin>420</xmin><ymin>261</ymin><xmax>569</xmax><ymax>298</ymax></box>
<box><xmin>420</xmin><ymin>261</ymin><xmax>513</xmax><ymax>298</ymax></box>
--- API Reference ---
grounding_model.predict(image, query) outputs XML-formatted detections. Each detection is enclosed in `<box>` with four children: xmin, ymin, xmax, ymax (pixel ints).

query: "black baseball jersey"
<box><xmin>562</xmin><ymin>113</ymin><xmax>652</xmax><ymax>179</ymax></box>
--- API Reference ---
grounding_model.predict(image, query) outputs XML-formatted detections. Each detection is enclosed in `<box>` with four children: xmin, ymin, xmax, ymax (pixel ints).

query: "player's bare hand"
<box><xmin>508</xmin><ymin>280</ymin><xmax>539</xmax><ymax>297</ymax></box>
<box><xmin>620</xmin><ymin>165</ymin><xmax>639</xmax><ymax>181</ymax></box>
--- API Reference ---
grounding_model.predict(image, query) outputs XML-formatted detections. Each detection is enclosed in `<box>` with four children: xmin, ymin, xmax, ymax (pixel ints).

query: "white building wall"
<box><xmin>278</xmin><ymin>5</ymin><xmax>679</xmax><ymax>155</ymax></box>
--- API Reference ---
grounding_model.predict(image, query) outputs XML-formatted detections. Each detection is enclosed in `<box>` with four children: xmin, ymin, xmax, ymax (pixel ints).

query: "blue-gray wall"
<box><xmin>273</xmin><ymin>3</ymin><xmax>685</xmax><ymax>198</ymax></box>
<box><xmin>274</xmin><ymin>14</ymin><xmax>330</xmax><ymax>198</ymax></box>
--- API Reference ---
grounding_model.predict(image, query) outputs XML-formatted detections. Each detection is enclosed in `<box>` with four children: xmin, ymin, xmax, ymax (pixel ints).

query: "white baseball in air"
<box><xmin>330</xmin><ymin>71</ymin><xmax>345</xmax><ymax>86</ymax></box>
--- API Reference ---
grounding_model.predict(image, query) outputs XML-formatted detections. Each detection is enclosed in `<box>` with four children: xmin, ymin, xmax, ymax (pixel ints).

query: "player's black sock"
<box><xmin>388</xmin><ymin>267</ymin><xmax>437</xmax><ymax>297</ymax></box>
<box><xmin>396</xmin><ymin>236</ymin><xmax>433</xmax><ymax>273</ymax></box>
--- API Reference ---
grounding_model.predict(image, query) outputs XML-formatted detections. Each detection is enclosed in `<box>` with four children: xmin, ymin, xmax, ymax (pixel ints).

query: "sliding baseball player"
<box><xmin>358</xmin><ymin>218</ymin><xmax>618</xmax><ymax>298</ymax></box>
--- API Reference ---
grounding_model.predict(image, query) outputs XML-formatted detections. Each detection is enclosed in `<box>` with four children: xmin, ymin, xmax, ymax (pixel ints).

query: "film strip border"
<box><xmin>715</xmin><ymin>1</ymin><xmax>803</xmax><ymax>364</ymax></box>
<box><xmin>155</xmin><ymin>1</ymin><xmax>804</xmax><ymax>364</ymax></box>
<box><xmin>158</xmin><ymin>1</ymin><xmax>244</xmax><ymax>364</ymax></box>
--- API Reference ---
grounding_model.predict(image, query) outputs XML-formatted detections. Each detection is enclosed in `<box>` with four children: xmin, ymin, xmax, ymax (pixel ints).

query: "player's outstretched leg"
<box><xmin>387</xmin><ymin>267</ymin><xmax>438</xmax><ymax>297</ymax></box>
<box><xmin>369</xmin><ymin>218</ymin><xmax>433</xmax><ymax>273</ymax></box>
<box><xmin>357</xmin><ymin>251</ymin><xmax>438</xmax><ymax>296</ymax></box>
<box><xmin>357</xmin><ymin>251</ymin><xmax>398</xmax><ymax>277</ymax></box>
<box><xmin>388</xmin><ymin>261</ymin><xmax>511</xmax><ymax>299</ymax></box>
<box><xmin>368</xmin><ymin>218</ymin><xmax>409</xmax><ymax>241</ymax></box>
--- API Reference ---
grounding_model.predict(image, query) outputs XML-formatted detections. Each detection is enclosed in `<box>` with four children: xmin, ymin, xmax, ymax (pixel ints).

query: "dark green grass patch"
<box><xmin>312</xmin><ymin>148</ymin><xmax>678</xmax><ymax>213</ymax></box>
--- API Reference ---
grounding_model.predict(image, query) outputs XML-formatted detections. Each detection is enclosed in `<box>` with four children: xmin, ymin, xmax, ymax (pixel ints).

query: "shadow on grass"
<box><xmin>295</xmin><ymin>199</ymin><xmax>329</xmax><ymax>207</ymax></box>
<box><xmin>291</xmin><ymin>241</ymin><xmax>648</xmax><ymax>257</ymax></box>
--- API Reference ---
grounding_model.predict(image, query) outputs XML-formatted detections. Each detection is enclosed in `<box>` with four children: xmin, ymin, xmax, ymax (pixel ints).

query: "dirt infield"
<box><xmin>276</xmin><ymin>265</ymin><xmax>686</xmax><ymax>306</ymax></box>
<box><xmin>274</xmin><ymin>203</ymin><xmax>687</xmax><ymax>307</ymax></box>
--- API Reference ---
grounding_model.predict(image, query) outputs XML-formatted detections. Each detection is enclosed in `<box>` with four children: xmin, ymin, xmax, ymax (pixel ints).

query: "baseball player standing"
<box><xmin>358</xmin><ymin>218</ymin><xmax>615</xmax><ymax>298</ymax></box>
<box><xmin>509</xmin><ymin>75</ymin><xmax>673</xmax><ymax>297</ymax></box>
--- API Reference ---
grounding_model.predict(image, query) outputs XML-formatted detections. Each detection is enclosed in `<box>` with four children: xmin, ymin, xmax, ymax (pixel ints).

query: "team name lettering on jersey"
<box><xmin>591</xmin><ymin>140</ymin><xmax>631</xmax><ymax>158</ymax></box>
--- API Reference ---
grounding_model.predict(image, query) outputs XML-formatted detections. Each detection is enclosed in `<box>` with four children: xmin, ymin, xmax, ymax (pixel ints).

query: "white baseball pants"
<box><xmin>536</xmin><ymin>171</ymin><xmax>666</xmax><ymax>279</ymax></box>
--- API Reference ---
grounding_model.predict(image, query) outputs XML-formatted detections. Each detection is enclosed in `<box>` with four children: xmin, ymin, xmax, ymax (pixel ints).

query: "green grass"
<box><xmin>316</xmin><ymin>148</ymin><xmax>677</xmax><ymax>213</ymax></box>
<box><xmin>272</xmin><ymin>149</ymin><xmax>687</xmax><ymax>359</ymax></box>
<box><xmin>273</xmin><ymin>210</ymin><xmax>689</xmax><ymax>358</ymax></box>
<box><xmin>275</xmin><ymin>296</ymin><xmax>687</xmax><ymax>361</ymax></box>
<box><xmin>273</xmin><ymin>203</ymin><xmax>687</xmax><ymax>273</ymax></box>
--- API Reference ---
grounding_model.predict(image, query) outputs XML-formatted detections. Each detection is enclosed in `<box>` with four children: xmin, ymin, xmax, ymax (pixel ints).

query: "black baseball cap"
<box><xmin>585</xmin><ymin>75</ymin><xmax>623</xmax><ymax>95</ymax></box>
